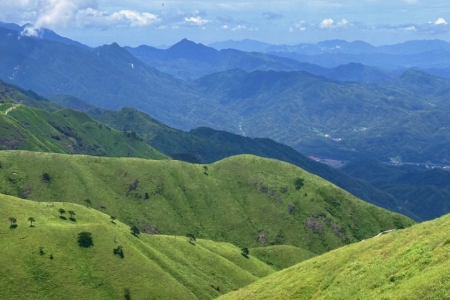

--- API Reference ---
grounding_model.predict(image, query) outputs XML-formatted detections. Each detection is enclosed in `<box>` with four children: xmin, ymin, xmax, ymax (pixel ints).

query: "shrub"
<box><xmin>241</xmin><ymin>247</ymin><xmax>249</xmax><ymax>258</ymax></box>
<box><xmin>130</xmin><ymin>225</ymin><xmax>140</xmax><ymax>237</ymax></box>
<box><xmin>68</xmin><ymin>210</ymin><xmax>76</xmax><ymax>221</ymax></box>
<box><xmin>42</xmin><ymin>173</ymin><xmax>50</xmax><ymax>182</ymax></box>
<box><xmin>186</xmin><ymin>233</ymin><xmax>196</xmax><ymax>244</ymax></box>
<box><xmin>113</xmin><ymin>246</ymin><xmax>124</xmax><ymax>258</ymax></box>
<box><xmin>294</xmin><ymin>177</ymin><xmax>304</xmax><ymax>190</ymax></box>
<box><xmin>77</xmin><ymin>232</ymin><xmax>94</xmax><ymax>248</ymax></box>
<box><xmin>9</xmin><ymin>217</ymin><xmax>17</xmax><ymax>228</ymax></box>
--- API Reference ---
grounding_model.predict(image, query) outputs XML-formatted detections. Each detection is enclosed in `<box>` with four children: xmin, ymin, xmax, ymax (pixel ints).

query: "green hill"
<box><xmin>96</xmin><ymin>107</ymin><xmax>414</xmax><ymax>220</ymax></box>
<box><xmin>0</xmin><ymin>151</ymin><xmax>413</xmax><ymax>255</ymax></box>
<box><xmin>0</xmin><ymin>194</ymin><xmax>277</xmax><ymax>299</ymax></box>
<box><xmin>0</xmin><ymin>103</ymin><xmax>167</xmax><ymax>159</ymax></box>
<box><xmin>219</xmin><ymin>212</ymin><xmax>450</xmax><ymax>300</ymax></box>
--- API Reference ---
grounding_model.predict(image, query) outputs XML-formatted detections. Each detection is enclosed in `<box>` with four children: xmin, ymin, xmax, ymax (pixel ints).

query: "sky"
<box><xmin>2</xmin><ymin>0</ymin><xmax>450</xmax><ymax>47</ymax></box>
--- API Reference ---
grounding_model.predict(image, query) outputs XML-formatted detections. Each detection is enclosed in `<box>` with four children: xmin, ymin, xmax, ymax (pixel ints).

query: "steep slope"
<box><xmin>0</xmin><ymin>194</ymin><xmax>276</xmax><ymax>299</ymax></box>
<box><xmin>219</xmin><ymin>213</ymin><xmax>450</xmax><ymax>300</ymax></box>
<box><xmin>0</xmin><ymin>151</ymin><xmax>414</xmax><ymax>255</ymax></box>
<box><xmin>0</xmin><ymin>79</ymin><xmax>62</xmax><ymax>112</ymax></box>
<box><xmin>0</xmin><ymin>104</ymin><xmax>167</xmax><ymax>159</ymax></box>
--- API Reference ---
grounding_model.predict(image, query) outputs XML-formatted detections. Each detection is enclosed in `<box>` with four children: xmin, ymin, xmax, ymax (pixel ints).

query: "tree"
<box><xmin>77</xmin><ymin>232</ymin><xmax>94</xmax><ymax>248</ymax></box>
<box><xmin>124</xmin><ymin>288</ymin><xmax>131</xmax><ymax>300</ymax></box>
<box><xmin>241</xmin><ymin>247</ymin><xmax>250</xmax><ymax>258</ymax></box>
<box><xmin>9</xmin><ymin>217</ymin><xmax>17</xmax><ymax>228</ymax></box>
<box><xmin>130</xmin><ymin>225</ymin><xmax>140</xmax><ymax>237</ymax></box>
<box><xmin>110</xmin><ymin>215</ymin><xmax>116</xmax><ymax>224</ymax></box>
<box><xmin>28</xmin><ymin>217</ymin><xmax>35</xmax><ymax>227</ymax></box>
<box><xmin>42</xmin><ymin>172</ymin><xmax>50</xmax><ymax>182</ymax></box>
<box><xmin>113</xmin><ymin>245</ymin><xmax>124</xmax><ymax>258</ymax></box>
<box><xmin>68</xmin><ymin>210</ymin><xmax>76</xmax><ymax>221</ymax></box>
<box><xmin>294</xmin><ymin>178</ymin><xmax>305</xmax><ymax>190</ymax></box>
<box><xmin>84</xmin><ymin>199</ymin><xmax>92</xmax><ymax>208</ymax></box>
<box><xmin>58</xmin><ymin>208</ymin><xmax>66</xmax><ymax>219</ymax></box>
<box><xmin>186</xmin><ymin>233</ymin><xmax>196</xmax><ymax>244</ymax></box>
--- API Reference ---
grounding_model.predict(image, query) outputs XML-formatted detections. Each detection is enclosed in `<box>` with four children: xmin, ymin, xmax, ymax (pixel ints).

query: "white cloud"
<box><xmin>435</xmin><ymin>18</ymin><xmax>447</xmax><ymax>25</ymax></box>
<box><xmin>232</xmin><ymin>25</ymin><xmax>246</xmax><ymax>31</ymax></box>
<box><xmin>319</xmin><ymin>18</ymin><xmax>350</xmax><ymax>29</ymax></box>
<box><xmin>184</xmin><ymin>16</ymin><xmax>211</xmax><ymax>26</ymax></box>
<box><xmin>320</xmin><ymin>18</ymin><xmax>334</xmax><ymax>29</ymax></box>
<box><xmin>7</xmin><ymin>0</ymin><xmax>160</xmax><ymax>37</ymax></box>
<box><xmin>289</xmin><ymin>20</ymin><xmax>307</xmax><ymax>32</ymax></box>
<box><xmin>77</xmin><ymin>9</ymin><xmax>160</xmax><ymax>28</ymax></box>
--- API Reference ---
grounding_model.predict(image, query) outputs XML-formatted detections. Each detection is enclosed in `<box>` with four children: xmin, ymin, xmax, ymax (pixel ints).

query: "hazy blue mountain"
<box><xmin>0</xmin><ymin>26</ymin><xmax>218</xmax><ymax>130</ymax></box>
<box><xmin>126</xmin><ymin>38</ymin><xmax>331</xmax><ymax>81</ymax></box>
<box><xmin>376</xmin><ymin>39</ymin><xmax>450</xmax><ymax>55</ymax></box>
<box><xmin>0</xmin><ymin>21</ymin><xmax>89</xmax><ymax>49</ymax></box>
<box><xmin>1</xmin><ymin>26</ymin><xmax>449</xmax><ymax>165</ymax></box>
<box><xmin>127</xmin><ymin>39</ymin><xmax>393</xmax><ymax>82</ymax></box>
<box><xmin>193</xmin><ymin>68</ymin><xmax>450</xmax><ymax>164</ymax></box>
<box><xmin>209</xmin><ymin>39</ymin><xmax>273</xmax><ymax>52</ymax></box>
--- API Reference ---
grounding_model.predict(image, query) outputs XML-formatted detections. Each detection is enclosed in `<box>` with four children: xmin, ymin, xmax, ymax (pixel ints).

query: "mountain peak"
<box><xmin>166</xmin><ymin>38</ymin><xmax>219</xmax><ymax>60</ymax></box>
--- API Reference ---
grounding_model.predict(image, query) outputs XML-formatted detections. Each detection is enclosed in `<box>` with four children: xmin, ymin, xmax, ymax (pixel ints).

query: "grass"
<box><xmin>0</xmin><ymin>193</ymin><xmax>278</xmax><ymax>300</ymax></box>
<box><xmin>219</xmin><ymin>213</ymin><xmax>450</xmax><ymax>300</ymax></box>
<box><xmin>0</xmin><ymin>151</ymin><xmax>414</xmax><ymax>256</ymax></box>
<box><xmin>0</xmin><ymin>103</ymin><xmax>168</xmax><ymax>159</ymax></box>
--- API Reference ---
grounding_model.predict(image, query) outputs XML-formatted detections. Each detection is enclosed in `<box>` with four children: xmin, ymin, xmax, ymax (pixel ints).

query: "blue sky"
<box><xmin>2</xmin><ymin>0</ymin><xmax>450</xmax><ymax>47</ymax></box>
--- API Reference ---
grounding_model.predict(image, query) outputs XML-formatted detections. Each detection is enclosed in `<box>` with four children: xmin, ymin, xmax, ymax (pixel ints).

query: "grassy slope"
<box><xmin>0</xmin><ymin>194</ymin><xmax>277</xmax><ymax>300</ymax></box>
<box><xmin>96</xmin><ymin>107</ymin><xmax>413</xmax><ymax>220</ymax></box>
<box><xmin>0</xmin><ymin>103</ymin><xmax>167</xmax><ymax>159</ymax></box>
<box><xmin>0</xmin><ymin>151</ymin><xmax>413</xmax><ymax>255</ymax></box>
<box><xmin>219</xmin><ymin>214</ymin><xmax>450</xmax><ymax>300</ymax></box>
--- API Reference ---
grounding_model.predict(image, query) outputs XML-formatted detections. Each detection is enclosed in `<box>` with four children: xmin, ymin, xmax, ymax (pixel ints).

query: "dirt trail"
<box><xmin>5</xmin><ymin>104</ymin><xmax>20</xmax><ymax>115</ymax></box>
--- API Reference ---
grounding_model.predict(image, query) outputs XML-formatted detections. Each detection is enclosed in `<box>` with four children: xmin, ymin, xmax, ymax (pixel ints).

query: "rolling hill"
<box><xmin>96</xmin><ymin>107</ymin><xmax>414</xmax><ymax>220</ymax></box>
<box><xmin>0</xmin><ymin>103</ymin><xmax>167</xmax><ymax>159</ymax></box>
<box><xmin>0</xmin><ymin>151</ymin><xmax>414</xmax><ymax>255</ymax></box>
<box><xmin>219</xmin><ymin>211</ymin><xmax>450</xmax><ymax>300</ymax></box>
<box><xmin>0</xmin><ymin>194</ymin><xmax>278</xmax><ymax>299</ymax></box>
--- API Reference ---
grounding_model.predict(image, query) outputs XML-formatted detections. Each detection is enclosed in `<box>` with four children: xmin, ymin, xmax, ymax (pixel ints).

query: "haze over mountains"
<box><xmin>1</xmin><ymin>21</ymin><xmax>450</xmax><ymax>299</ymax></box>
<box><xmin>1</xmin><ymin>22</ymin><xmax>450</xmax><ymax>166</ymax></box>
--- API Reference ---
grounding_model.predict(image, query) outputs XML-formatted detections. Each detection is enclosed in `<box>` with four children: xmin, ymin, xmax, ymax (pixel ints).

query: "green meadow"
<box><xmin>220</xmin><ymin>213</ymin><xmax>450</xmax><ymax>300</ymax></box>
<box><xmin>0</xmin><ymin>194</ymin><xmax>278</xmax><ymax>299</ymax></box>
<box><xmin>0</xmin><ymin>151</ymin><xmax>413</xmax><ymax>256</ymax></box>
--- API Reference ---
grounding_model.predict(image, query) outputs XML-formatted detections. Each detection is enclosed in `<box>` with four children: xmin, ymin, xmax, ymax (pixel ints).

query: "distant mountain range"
<box><xmin>125</xmin><ymin>39</ymin><xmax>395</xmax><ymax>82</ymax></box>
<box><xmin>1</xmin><ymin>22</ymin><xmax>450</xmax><ymax>165</ymax></box>
<box><xmin>211</xmin><ymin>38</ymin><xmax>450</xmax><ymax>76</ymax></box>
